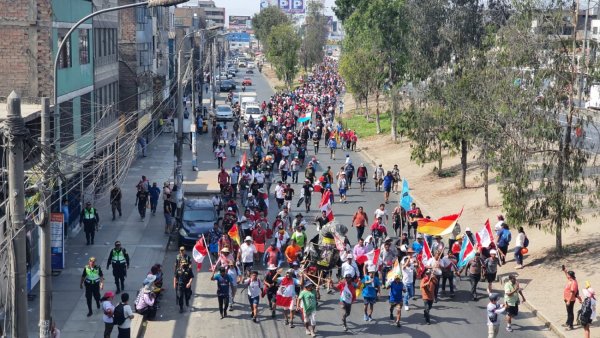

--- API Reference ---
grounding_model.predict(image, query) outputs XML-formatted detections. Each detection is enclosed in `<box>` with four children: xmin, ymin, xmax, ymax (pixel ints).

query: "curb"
<box><xmin>520</xmin><ymin>300</ymin><xmax>566</xmax><ymax>338</ymax></box>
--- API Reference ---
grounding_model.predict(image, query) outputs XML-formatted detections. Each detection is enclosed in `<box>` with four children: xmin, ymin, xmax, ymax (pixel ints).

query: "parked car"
<box><xmin>219</xmin><ymin>80</ymin><xmax>236</xmax><ymax>92</ymax></box>
<box><xmin>215</xmin><ymin>104</ymin><xmax>234</xmax><ymax>121</ymax></box>
<box><xmin>242</xmin><ymin>77</ymin><xmax>252</xmax><ymax>86</ymax></box>
<box><xmin>177</xmin><ymin>198</ymin><xmax>217</xmax><ymax>247</ymax></box>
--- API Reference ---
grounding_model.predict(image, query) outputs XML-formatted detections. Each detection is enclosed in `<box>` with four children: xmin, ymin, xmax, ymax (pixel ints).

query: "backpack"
<box><xmin>577</xmin><ymin>297</ymin><xmax>594</xmax><ymax>325</ymax></box>
<box><xmin>113</xmin><ymin>303</ymin><xmax>126</xmax><ymax>326</ymax></box>
<box><xmin>523</xmin><ymin>236</ymin><xmax>529</xmax><ymax>248</ymax></box>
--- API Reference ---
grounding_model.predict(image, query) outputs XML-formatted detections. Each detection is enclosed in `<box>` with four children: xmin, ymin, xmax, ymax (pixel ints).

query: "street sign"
<box><xmin>50</xmin><ymin>213</ymin><xmax>65</xmax><ymax>269</ymax></box>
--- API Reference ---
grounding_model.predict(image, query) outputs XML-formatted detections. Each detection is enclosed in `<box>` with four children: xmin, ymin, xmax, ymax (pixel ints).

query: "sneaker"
<box><xmin>368</xmin><ymin>316</ymin><xmax>372</xmax><ymax>322</ymax></box>
<box><xmin>390</xmin><ymin>313</ymin><xmax>394</xmax><ymax>320</ymax></box>
<box><xmin>343</xmin><ymin>325</ymin><xmax>348</xmax><ymax>332</ymax></box>
<box><xmin>306</xmin><ymin>330</ymin><xmax>311</xmax><ymax>335</ymax></box>
<box><xmin>289</xmin><ymin>323</ymin><xmax>295</xmax><ymax>328</ymax></box>
<box><xmin>506</xmin><ymin>327</ymin><xmax>513</xmax><ymax>332</ymax></box>
<box><xmin>86</xmin><ymin>312</ymin><xmax>93</xmax><ymax>317</ymax></box>
<box><xmin>404</xmin><ymin>305</ymin><xmax>409</xmax><ymax>311</ymax></box>
<box><xmin>285</xmin><ymin>319</ymin><xmax>289</xmax><ymax>325</ymax></box>
<box><xmin>310</xmin><ymin>332</ymin><xmax>316</xmax><ymax>337</ymax></box>
<box><xmin>396</xmin><ymin>321</ymin><xmax>401</xmax><ymax>328</ymax></box>
<box><xmin>364</xmin><ymin>314</ymin><xmax>369</xmax><ymax>321</ymax></box>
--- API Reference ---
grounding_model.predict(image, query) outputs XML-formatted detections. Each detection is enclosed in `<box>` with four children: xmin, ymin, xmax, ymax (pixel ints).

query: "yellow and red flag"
<box><xmin>417</xmin><ymin>208</ymin><xmax>463</xmax><ymax>236</ymax></box>
<box><xmin>228</xmin><ymin>223</ymin><xmax>241</xmax><ymax>245</ymax></box>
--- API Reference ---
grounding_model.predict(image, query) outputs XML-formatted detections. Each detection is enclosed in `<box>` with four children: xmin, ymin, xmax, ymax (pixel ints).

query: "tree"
<box><xmin>299</xmin><ymin>0</ymin><xmax>329</xmax><ymax>73</ymax></box>
<box><xmin>333</xmin><ymin>0</ymin><xmax>369</xmax><ymax>22</ymax></box>
<box><xmin>265</xmin><ymin>24</ymin><xmax>301</xmax><ymax>89</ymax></box>
<box><xmin>252</xmin><ymin>6</ymin><xmax>290</xmax><ymax>50</ymax></box>
<box><xmin>339</xmin><ymin>36</ymin><xmax>378</xmax><ymax>120</ymax></box>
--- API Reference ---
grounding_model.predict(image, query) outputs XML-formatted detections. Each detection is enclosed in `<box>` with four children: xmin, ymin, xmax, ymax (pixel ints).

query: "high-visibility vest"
<box><xmin>85</xmin><ymin>266</ymin><xmax>100</xmax><ymax>282</ymax></box>
<box><xmin>84</xmin><ymin>208</ymin><xmax>96</xmax><ymax>220</ymax></box>
<box><xmin>111</xmin><ymin>249</ymin><xmax>126</xmax><ymax>264</ymax></box>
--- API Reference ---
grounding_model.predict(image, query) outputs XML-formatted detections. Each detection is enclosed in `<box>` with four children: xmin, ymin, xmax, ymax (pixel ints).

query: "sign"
<box><xmin>260</xmin><ymin>0</ymin><xmax>275</xmax><ymax>10</ymax></box>
<box><xmin>227</xmin><ymin>32</ymin><xmax>251</xmax><ymax>42</ymax></box>
<box><xmin>279</xmin><ymin>0</ymin><xmax>290</xmax><ymax>11</ymax></box>
<box><xmin>291</xmin><ymin>0</ymin><xmax>305</xmax><ymax>13</ymax></box>
<box><xmin>50</xmin><ymin>213</ymin><xmax>65</xmax><ymax>269</ymax></box>
<box><xmin>229</xmin><ymin>15</ymin><xmax>251</xmax><ymax>30</ymax></box>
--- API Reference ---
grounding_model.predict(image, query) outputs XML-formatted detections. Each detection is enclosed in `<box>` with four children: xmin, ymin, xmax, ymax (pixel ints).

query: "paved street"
<box><xmin>142</xmin><ymin>72</ymin><xmax>555</xmax><ymax>338</ymax></box>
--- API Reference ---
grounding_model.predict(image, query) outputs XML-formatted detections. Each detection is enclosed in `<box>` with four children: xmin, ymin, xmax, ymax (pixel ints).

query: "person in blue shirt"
<box><xmin>412</xmin><ymin>234</ymin><xmax>424</xmax><ymax>254</ymax></box>
<box><xmin>382</xmin><ymin>171</ymin><xmax>394</xmax><ymax>204</ymax></box>
<box><xmin>328</xmin><ymin>137</ymin><xmax>337</xmax><ymax>160</ymax></box>
<box><xmin>211</xmin><ymin>267</ymin><xmax>233</xmax><ymax>318</ymax></box>
<box><xmin>388</xmin><ymin>274</ymin><xmax>404</xmax><ymax>327</ymax></box>
<box><xmin>361</xmin><ymin>267</ymin><xmax>381</xmax><ymax>322</ymax></box>
<box><xmin>148</xmin><ymin>183</ymin><xmax>161</xmax><ymax>216</ymax></box>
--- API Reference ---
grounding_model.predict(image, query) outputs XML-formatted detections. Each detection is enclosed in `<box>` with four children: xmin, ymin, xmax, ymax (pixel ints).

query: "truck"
<box><xmin>239</xmin><ymin>91</ymin><xmax>257</xmax><ymax>113</ymax></box>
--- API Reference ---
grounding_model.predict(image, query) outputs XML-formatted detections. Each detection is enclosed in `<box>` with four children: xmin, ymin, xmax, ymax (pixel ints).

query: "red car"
<box><xmin>242</xmin><ymin>77</ymin><xmax>252</xmax><ymax>86</ymax></box>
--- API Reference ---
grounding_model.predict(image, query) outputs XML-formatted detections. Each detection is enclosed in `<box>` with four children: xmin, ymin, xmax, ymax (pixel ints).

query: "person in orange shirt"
<box><xmin>420</xmin><ymin>269</ymin><xmax>438</xmax><ymax>325</ymax></box>
<box><xmin>351</xmin><ymin>206</ymin><xmax>368</xmax><ymax>241</ymax></box>
<box><xmin>284</xmin><ymin>239</ymin><xmax>302</xmax><ymax>264</ymax></box>
<box><xmin>562</xmin><ymin>266</ymin><xmax>582</xmax><ymax>330</ymax></box>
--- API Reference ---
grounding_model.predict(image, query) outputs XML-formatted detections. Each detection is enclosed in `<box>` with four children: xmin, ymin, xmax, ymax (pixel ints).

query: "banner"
<box><xmin>50</xmin><ymin>213</ymin><xmax>65</xmax><ymax>269</ymax></box>
<box><xmin>229</xmin><ymin>15</ymin><xmax>251</xmax><ymax>30</ymax></box>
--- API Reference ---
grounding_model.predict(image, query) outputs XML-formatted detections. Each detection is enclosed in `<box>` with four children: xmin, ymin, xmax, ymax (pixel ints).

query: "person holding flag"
<box><xmin>388</xmin><ymin>274</ymin><xmax>404</xmax><ymax>327</ymax></box>
<box><xmin>275</xmin><ymin>269</ymin><xmax>301</xmax><ymax>328</ymax></box>
<box><xmin>319</xmin><ymin>188</ymin><xmax>334</xmax><ymax>222</ymax></box>
<box><xmin>361</xmin><ymin>267</ymin><xmax>381</xmax><ymax>322</ymax></box>
<box><xmin>338</xmin><ymin>274</ymin><xmax>358</xmax><ymax>332</ymax></box>
<box><xmin>192</xmin><ymin>236</ymin><xmax>210</xmax><ymax>272</ymax></box>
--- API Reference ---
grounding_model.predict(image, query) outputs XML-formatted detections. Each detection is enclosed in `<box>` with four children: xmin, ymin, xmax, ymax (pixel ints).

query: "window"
<box><xmin>79</xmin><ymin>29</ymin><xmax>89</xmax><ymax>64</ymax></box>
<box><xmin>594</xmin><ymin>27</ymin><xmax>598</xmax><ymax>35</ymax></box>
<box><xmin>59</xmin><ymin>99</ymin><xmax>74</xmax><ymax>148</ymax></box>
<box><xmin>81</xmin><ymin>93</ymin><xmax>92</xmax><ymax>134</ymax></box>
<box><xmin>57</xmin><ymin>28</ymin><xmax>71</xmax><ymax>69</ymax></box>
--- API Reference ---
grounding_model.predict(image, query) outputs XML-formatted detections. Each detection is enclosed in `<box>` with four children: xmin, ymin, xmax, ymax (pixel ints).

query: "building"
<box><xmin>197</xmin><ymin>0</ymin><xmax>225</xmax><ymax>26</ymax></box>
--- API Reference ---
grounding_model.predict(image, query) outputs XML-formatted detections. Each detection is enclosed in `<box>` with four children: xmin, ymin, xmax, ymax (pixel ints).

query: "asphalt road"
<box><xmin>142</xmin><ymin>70</ymin><xmax>555</xmax><ymax>338</ymax></box>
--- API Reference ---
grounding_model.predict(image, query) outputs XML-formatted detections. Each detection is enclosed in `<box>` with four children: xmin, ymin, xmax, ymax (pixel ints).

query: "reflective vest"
<box><xmin>111</xmin><ymin>249</ymin><xmax>126</xmax><ymax>264</ymax></box>
<box><xmin>85</xmin><ymin>266</ymin><xmax>100</xmax><ymax>282</ymax></box>
<box><xmin>84</xmin><ymin>208</ymin><xmax>96</xmax><ymax>220</ymax></box>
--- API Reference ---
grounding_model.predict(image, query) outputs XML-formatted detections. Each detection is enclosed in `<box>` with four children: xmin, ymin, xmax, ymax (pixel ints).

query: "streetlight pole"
<box><xmin>40</xmin><ymin>97</ymin><xmax>52</xmax><ymax>338</ymax></box>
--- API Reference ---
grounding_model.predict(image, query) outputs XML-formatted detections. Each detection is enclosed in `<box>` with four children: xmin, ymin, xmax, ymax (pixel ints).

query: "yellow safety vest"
<box><xmin>84</xmin><ymin>208</ymin><xmax>96</xmax><ymax>220</ymax></box>
<box><xmin>111</xmin><ymin>249</ymin><xmax>126</xmax><ymax>264</ymax></box>
<box><xmin>85</xmin><ymin>266</ymin><xmax>100</xmax><ymax>282</ymax></box>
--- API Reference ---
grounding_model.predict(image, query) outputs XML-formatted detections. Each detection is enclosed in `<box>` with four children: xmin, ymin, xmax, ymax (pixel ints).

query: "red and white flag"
<box><xmin>192</xmin><ymin>236</ymin><xmax>208</xmax><ymax>263</ymax></box>
<box><xmin>476</xmin><ymin>219</ymin><xmax>494</xmax><ymax>248</ymax></box>
<box><xmin>366</xmin><ymin>248</ymin><xmax>381</xmax><ymax>266</ymax></box>
<box><xmin>240</xmin><ymin>152</ymin><xmax>248</xmax><ymax>172</ymax></box>
<box><xmin>319</xmin><ymin>190</ymin><xmax>334</xmax><ymax>221</ymax></box>
<box><xmin>422</xmin><ymin>238</ymin><xmax>433</xmax><ymax>261</ymax></box>
<box><xmin>275</xmin><ymin>277</ymin><xmax>296</xmax><ymax>307</ymax></box>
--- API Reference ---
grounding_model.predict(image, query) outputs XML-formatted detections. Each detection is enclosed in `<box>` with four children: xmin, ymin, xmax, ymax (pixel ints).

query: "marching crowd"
<box><xmin>82</xmin><ymin>58</ymin><xmax>597</xmax><ymax>338</ymax></box>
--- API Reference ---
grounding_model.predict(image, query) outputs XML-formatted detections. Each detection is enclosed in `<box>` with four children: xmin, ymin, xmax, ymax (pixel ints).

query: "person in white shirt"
<box><xmin>117</xmin><ymin>293</ymin><xmax>135</xmax><ymax>338</ymax></box>
<box><xmin>254</xmin><ymin>171</ymin><xmax>265</xmax><ymax>186</ymax></box>
<box><xmin>275</xmin><ymin>181</ymin><xmax>286</xmax><ymax>209</ymax></box>
<box><xmin>239</xmin><ymin>236</ymin><xmax>257</xmax><ymax>276</ymax></box>
<box><xmin>101</xmin><ymin>291</ymin><xmax>115</xmax><ymax>337</ymax></box>
<box><xmin>241</xmin><ymin>271</ymin><xmax>263</xmax><ymax>322</ymax></box>
<box><xmin>374</xmin><ymin>204</ymin><xmax>389</xmax><ymax>223</ymax></box>
<box><xmin>341</xmin><ymin>254</ymin><xmax>359</xmax><ymax>279</ymax></box>
<box><xmin>401</xmin><ymin>254</ymin><xmax>416</xmax><ymax>310</ymax></box>
<box><xmin>281</xmin><ymin>145</ymin><xmax>290</xmax><ymax>158</ymax></box>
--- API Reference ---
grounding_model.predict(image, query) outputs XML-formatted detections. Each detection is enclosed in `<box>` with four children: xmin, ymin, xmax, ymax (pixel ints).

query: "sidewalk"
<box><xmin>27</xmin><ymin>133</ymin><xmax>176</xmax><ymax>337</ymax></box>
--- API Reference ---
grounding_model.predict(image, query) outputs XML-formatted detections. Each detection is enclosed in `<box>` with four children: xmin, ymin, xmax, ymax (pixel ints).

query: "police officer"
<box><xmin>173</xmin><ymin>262</ymin><xmax>194</xmax><ymax>313</ymax></box>
<box><xmin>175</xmin><ymin>246</ymin><xmax>192</xmax><ymax>270</ymax></box>
<box><xmin>80</xmin><ymin>201</ymin><xmax>99</xmax><ymax>245</ymax></box>
<box><xmin>80</xmin><ymin>257</ymin><xmax>104</xmax><ymax>317</ymax></box>
<box><xmin>106</xmin><ymin>241</ymin><xmax>130</xmax><ymax>294</ymax></box>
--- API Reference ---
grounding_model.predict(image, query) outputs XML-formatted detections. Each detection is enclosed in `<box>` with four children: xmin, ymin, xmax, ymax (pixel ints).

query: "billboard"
<box><xmin>229</xmin><ymin>15</ymin><xmax>251</xmax><ymax>30</ymax></box>
<box><xmin>260</xmin><ymin>0</ymin><xmax>276</xmax><ymax>10</ymax></box>
<box><xmin>277</xmin><ymin>0</ymin><xmax>305</xmax><ymax>14</ymax></box>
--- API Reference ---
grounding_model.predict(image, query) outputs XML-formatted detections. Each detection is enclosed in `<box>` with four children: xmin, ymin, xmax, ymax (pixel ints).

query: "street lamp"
<box><xmin>46</xmin><ymin>2</ymin><xmax>187</xmax><ymax>338</ymax></box>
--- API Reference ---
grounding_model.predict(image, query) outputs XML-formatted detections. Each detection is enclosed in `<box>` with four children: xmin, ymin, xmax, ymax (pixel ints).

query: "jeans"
<box><xmin>150</xmin><ymin>199</ymin><xmax>158</xmax><ymax>213</ymax></box>
<box><xmin>111</xmin><ymin>201</ymin><xmax>122</xmax><ymax>219</ymax></box>
<box><xmin>104</xmin><ymin>322</ymin><xmax>114</xmax><ymax>338</ymax></box>
<box><xmin>514</xmin><ymin>246</ymin><xmax>523</xmax><ymax>265</ymax></box>
<box><xmin>356</xmin><ymin>226</ymin><xmax>365</xmax><ymax>241</ymax></box>
<box><xmin>565</xmin><ymin>300</ymin><xmax>575</xmax><ymax>327</ymax></box>
<box><xmin>441</xmin><ymin>274</ymin><xmax>454</xmax><ymax>293</ymax></box>
<box><xmin>117</xmin><ymin>327</ymin><xmax>130</xmax><ymax>338</ymax></box>
<box><xmin>177</xmin><ymin>286</ymin><xmax>192</xmax><ymax>310</ymax></box>
<box><xmin>291</xmin><ymin>171</ymin><xmax>299</xmax><ymax>183</ymax></box>
<box><xmin>403</xmin><ymin>283</ymin><xmax>414</xmax><ymax>305</ymax></box>
<box><xmin>218</xmin><ymin>295</ymin><xmax>230</xmax><ymax>316</ymax></box>
<box><xmin>469</xmin><ymin>273</ymin><xmax>481</xmax><ymax>297</ymax></box>
<box><xmin>423</xmin><ymin>300</ymin><xmax>433</xmax><ymax>323</ymax></box>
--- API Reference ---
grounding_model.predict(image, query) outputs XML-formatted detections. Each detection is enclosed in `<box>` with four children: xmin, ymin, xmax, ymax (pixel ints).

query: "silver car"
<box><xmin>215</xmin><ymin>104</ymin><xmax>234</xmax><ymax>121</ymax></box>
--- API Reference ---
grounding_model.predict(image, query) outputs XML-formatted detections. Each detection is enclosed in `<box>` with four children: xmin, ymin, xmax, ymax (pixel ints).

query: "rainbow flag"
<box><xmin>228</xmin><ymin>223</ymin><xmax>241</xmax><ymax>245</ymax></box>
<box><xmin>385</xmin><ymin>260</ymin><xmax>402</xmax><ymax>287</ymax></box>
<box><xmin>417</xmin><ymin>208</ymin><xmax>463</xmax><ymax>236</ymax></box>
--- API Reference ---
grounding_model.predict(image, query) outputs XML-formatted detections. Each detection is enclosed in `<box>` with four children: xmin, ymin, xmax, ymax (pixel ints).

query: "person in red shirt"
<box><xmin>452</xmin><ymin>235</ymin><xmax>463</xmax><ymax>256</ymax></box>
<box><xmin>370</xmin><ymin>216</ymin><xmax>388</xmax><ymax>244</ymax></box>
<box><xmin>562</xmin><ymin>266</ymin><xmax>582</xmax><ymax>329</ymax></box>
<box><xmin>217</xmin><ymin>168</ymin><xmax>230</xmax><ymax>192</ymax></box>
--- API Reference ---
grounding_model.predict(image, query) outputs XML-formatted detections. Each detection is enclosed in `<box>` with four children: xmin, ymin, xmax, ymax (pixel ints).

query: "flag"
<box><xmin>422</xmin><ymin>238</ymin><xmax>433</xmax><ymax>261</ymax></box>
<box><xmin>228</xmin><ymin>224</ymin><xmax>241</xmax><ymax>245</ymax></box>
<box><xmin>240</xmin><ymin>152</ymin><xmax>248</xmax><ymax>172</ymax></box>
<box><xmin>192</xmin><ymin>236</ymin><xmax>208</xmax><ymax>263</ymax></box>
<box><xmin>313</xmin><ymin>183</ymin><xmax>323</xmax><ymax>193</ymax></box>
<box><xmin>319</xmin><ymin>190</ymin><xmax>334</xmax><ymax>221</ymax></box>
<box><xmin>457</xmin><ymin>235</ymin><xmax>476</xmax><ymax>268</ymax></box>
<box><xmin>385</xmin><ymin>260</ymin><xmax>403</xmax><ymax>287</ymax></box>
<box><xmin>400</xmin><ymin>179</ymin><xmax>413</xmax><ymax>211</ymax></box>
<box><xmin>275</xmin><ymin>277</ymin><xmax>296</xmax><ymax>307</ymax></box>
<box><xmin>417</xmin><ymin>208</ymin><xmax>464</xmax><ymax>236</ymax></box>
<box><xmin>476</xmin><ymin>219</ymin><xmax>494</xmax><ymax>248</ymax></box>
<box><xmin>297</xmin><ymin>113</ymin><xmax>311</xmax><ymax>123</ymax></box>
<box><xmin>366</xmin><ymin>248</ymin><xmax>381</xmax><ymax>266</ymax></box>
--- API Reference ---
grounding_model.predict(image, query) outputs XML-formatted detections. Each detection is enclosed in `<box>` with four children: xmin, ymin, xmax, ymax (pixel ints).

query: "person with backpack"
<box><xmin>495</xmin><ymin>223</ymin><xmax>511</xmax><ymax>265</ymax></box>
<box><xmin>114</xmin><ymin>292</ymin><xmax>134</xmax><ymax>338</ymax></box>
<box><xmin>240</xmin><ymin>270</ymin><xmax>263</xmax><ymax>322</ymax></box>
<box><xmin>562</xmin><ymin>266</ymin><xmax>582</xmax><ymax>330</ymax></box>
<box><xmin>486</xmin><ymin>293</ymin><xmax>506</xmax><ymax>338</ymax></box>
<box><xmin>101</xmin><ymin>291</ymin><xmax>115</xmax><ymax>338</ymax></box>
<box><xmin>514</xmin><ymin>227</ymin><xmax>528</xmax><ymax>269</ymax></box>
<box><xmin>580</xmin><ymin>283</ymin><xmax>597</xmax><ymax>338</ymax></box>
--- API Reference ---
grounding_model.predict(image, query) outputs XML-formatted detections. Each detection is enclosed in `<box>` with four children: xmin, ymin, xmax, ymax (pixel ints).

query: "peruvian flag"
<box><xmin>422</xmin><ymin>238</ymin><xmax>433</xmax><ymax>261</ymax></box>
<box><xmin>313</xmin><ymin>183</ymin><xmax>323</xmax><ymax>193</ymax></box>
<box><xmin>366</xmin><ymin>248</ymin><xmax>381</xmax><ymax>266</ymax></box>
<box><xmin>192</xmin><ymin>236</ymin><xmax>209</xmax><ymax>271</ymax></box>
<box><xmin>319</xmin><ymin>190</ymin><xmax>334</xmax><ymax>221</ymax></box>
<box><xmin>476</xmin><ymin>219</ymin><xmax>494</xmax><ymax>248</ymax></box>
<box><xmin>275</xmin><ymin>276</ymin><xmax>296</xmax><ymax>307</ymax></box>
<box><xmin>240</xmin><ymin>152</ymin><xmax>248</xmax><ymax>172</ymax></box>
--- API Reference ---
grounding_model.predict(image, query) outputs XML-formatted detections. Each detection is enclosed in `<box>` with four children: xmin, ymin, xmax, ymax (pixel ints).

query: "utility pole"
<box><xmin>198</xmin><ymin>34</ymin><xmax>205</xmax><ymax>121</ymax></box>
<box><xmin>6</xmin><ymin>91</ymin><xmax>28</xmax><ymax>337</ymax></box>
<box><xmin>176</xmin><ymin>49</ymin><xmax>184</xmax><ymax>208</ymax></box>
<box><xmin>211</xmin><ymin>39</ymin><xmax>216</xmax><ymax>110</ymax></box>
<box><xmin>191</xmin><ymin>47</ymin><xmax>198</xmax><ymax>171</ymax></box>
<box><xmin>39</xmin><ymin>97</ymin><xmax>52</xmax><ymax>338</ymax></box>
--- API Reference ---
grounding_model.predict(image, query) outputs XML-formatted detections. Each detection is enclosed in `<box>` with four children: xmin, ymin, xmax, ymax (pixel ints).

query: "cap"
<box><xmin>89</xmin><ymin>257</ymin><xmax>96</xmax><ymax>262</ymax></box>
<box><xmin>291</xmin><ymin>261</ymin><xmax>299</xmax><ymax>267</ymax></box>
<box><xmin>434</xmin><ymin>235</ymin><xmax>442</xmax><ymax>240</ymax></box>
<box><xmin>104</xmin><ymin>291</ymin><xmax>115</xmax><ymax>298</ymax></box>
<box><xmin>399</xmin><ymin>244</ymin><xmax>407</xmax><ymax>252</ymax></box>
<box><xmin>456</xmin><ymin>234</ymin><xmax>464</xmax><ymax>240</ymax></box>
<box><xmin>287</xmin><ymin>269</ymin><xmax>295</xmax><ymax>274</ymax></box>
<box><xmin>267</xmin><ymin>264</ymin><xmax>278</xmax><ymax>270</ymax></box>
<box><xmin>490</xmin><ymin>249</ymin><xmax>497</xmax><ymax>255</ymax></box>
<box><xmin>416</xmin><ymin>234</ymin><xmax>423</xmax><ymax>239</ymax></box>
<box><xmin>489</xmin><ymin>293</ymin><xmax>500</xmax><ymax>301</ymax></box>
<box><xmin>568</xmin><ymin>271</ymin><xmax>576</xmax><ymax>278</ymax></box>
<box><xmin>245</xmin><ymin>236</ymin><xmax>253</xmax><ymax>242</ymax></box>
<box><xmin>221</xmin><ymin>247</ymin><xmax>230</xmax><ymax>253</ymax></box>
<box><xmin>179</xmin><ymin>246</ymin><xmax>185</xmax><ymax>251</ymax></box>
<box><xmin>583</xmin><ymin>287</ymin><xmax>596</xmax><ymax>298</ymax></box>
<box><xmin>346</xmin><ymin>254</ymin><xmax>353</xmax><ymax>259</ymax></box>
<box><xmin>304</xmin><ymin>280</ymin><xmax>314</xmax><ymax>287</ymax></box>
<box><xmin>368</xmin><ymin>266</ymin><xmax>376</xmax><ymax>273</ymax></box>
<box><xmin>296</xmin><ymin>213</ymin><xmax>303</xmax><ymax>218</ymax></box>
<box><xmin>465</xmin><ymin>227</ymin><xmax>471</xmax><ymax>232</ymax></box>
<box><xmin>227</xmin><ymin>207</ymin><xmax>233</xmax><ymax>211</ymax></box>
<box><xmin>143</xmin><ymin>274</ymin><xmax>157</xmax><ymax>285</ymax></box>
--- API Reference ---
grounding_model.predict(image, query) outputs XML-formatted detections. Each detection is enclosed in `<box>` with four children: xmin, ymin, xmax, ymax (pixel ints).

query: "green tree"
<box><xmin>339</xmin><ymin>36</ymin><xmax>378</xmax><ymax>119</ymax></box>
<box><xmin>333</xmin><ymin>0</ymin><xmax>369</xmax><ymax>22</ymax></box>
<box><xmin>266</xmin><ymin>24</ymin><xmax>301</xmax><ymax>89</ymax></box>
<box><xmin>252</xmin><ymin>6</ymin><xmax>290</xmax><ymax>50</ymax></box>
<box><xmin>299</xmin><ymin>0</ymin><xmax>329</xmax><ymax>73</ymax></box>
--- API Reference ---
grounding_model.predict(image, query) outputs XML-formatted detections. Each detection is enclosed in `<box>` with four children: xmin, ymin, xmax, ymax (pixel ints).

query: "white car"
<box><xmin>215</xmin><ymin>105</ymin><xmax>234</xmax><ymax>121</ymax></box>
<box><xmin>243</xmin><ymin>104</ymin><xmax>262</xmax><ymax>121</ymax></box>
<box><xmin>247</xmin><ymin>62</ymin><xmax>256</xmax><ymax>69</ymax></box>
